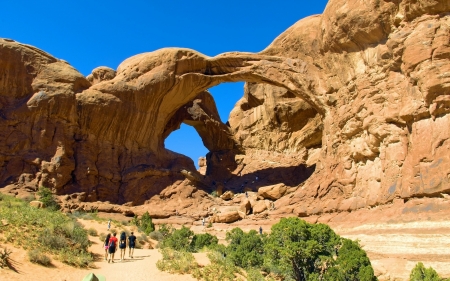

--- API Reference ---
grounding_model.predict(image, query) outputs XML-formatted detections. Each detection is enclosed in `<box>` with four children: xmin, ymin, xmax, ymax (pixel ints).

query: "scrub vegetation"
<box><xmin>0</xmin><ymin>193</ymin><xmax>93</xmax><ymax>267</ymax></box>
<box><xmin>156</xmin><ymin>217</ymin><xmax>378</xmax><ymax>281</ymax></box>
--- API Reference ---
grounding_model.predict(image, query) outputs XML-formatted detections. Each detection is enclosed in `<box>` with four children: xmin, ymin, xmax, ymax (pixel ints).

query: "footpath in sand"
<box><xmin>0</xmin><ymin>219</ymin><xmax>207</xmax><ymax>281</ymax></box>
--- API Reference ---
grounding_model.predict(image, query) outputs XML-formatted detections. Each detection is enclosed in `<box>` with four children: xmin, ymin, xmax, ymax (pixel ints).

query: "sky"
<box><xmin>1</xmin><ymin>0</ymin><xmax>329</xmax><ymax>167</ymax></box>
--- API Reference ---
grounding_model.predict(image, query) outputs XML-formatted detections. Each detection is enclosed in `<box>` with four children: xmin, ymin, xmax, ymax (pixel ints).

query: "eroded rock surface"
<box><xmin>0</xmin><ymin>3</ymin><xmax>449</xmax><ymax>274</ymax></box>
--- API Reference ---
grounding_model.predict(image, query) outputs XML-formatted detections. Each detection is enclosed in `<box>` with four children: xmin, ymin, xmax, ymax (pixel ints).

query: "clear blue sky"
<box><xmin>1</xmin><ymin>0</ymin><xmax>328</xmax><ymax>167</ymax></box>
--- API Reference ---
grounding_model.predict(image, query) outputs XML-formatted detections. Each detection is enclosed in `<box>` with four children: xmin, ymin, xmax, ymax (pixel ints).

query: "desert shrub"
<box><xmin>139</xmin><ymin>211</ymin><xmax>155</xmax><ymax>235</ymax></box>
<box><xmin>58</xmin><ymin>249</ymin><xmax>93</xmax><ymax>267</ymax></box>
<box><xmin>87</xmin><ymin>228</ymin><xmax>98</xmax><ymax>236</ymax></box>
<box><xmin>28</xmin><ymin>249</ymin><xmax>51</xmax><ymax>266</ymax></box>
<box><xmin>190</xmin><ymin>233</ymin><xmax>218</xmax><ymax>252</ymax></box>
<box><xmin>192</xmin><ymin>251</ymin><xmax>238</xmax><ymax>281</ymax></box>
<box><xmin>37</xmin><ymin>186</ymin><xmax>60</xmax><ymax>211</ymax></box>
<box><xmin>70</xmin><ymin>210</ymin><xmax>100</xmax><ymax>221</ymax></box>
<box><xmin>0</xmin><ymin>194</ymin><xmax>93</xmax><ymax>268</ymax></box>
<box><xmin>156</xmin><ymin>248</ymin><xmax>198</xmax><ymax>274</ymax></box>
<box><xmin>159</xmin><ymin>223</ymin><xmax>173</xmax><ymax>238</ymax></box>
<box><xmin>40</xmin><ymin>229</ymin><xmax>68</xmax><ymax>250</ymax></box>
<box><xmin>0</xmin><ymin>247</ymin><xmax>12</xmax><ymax>269</ymax></box>
<box><xmin>409</xmin><ymin>262</ymin><xmax>447</xmax><ymax>281</ymax></box>
<box><xmin>246</xmin><ymin>267</ymin><xmax>267</xmax><ymax>281</ymax></box>
<box><xmin>149</xmin><ymin>231</ymin><xmax>164</xmax><ymax>241</ymax></box>
<box><xmin>99</xmin><ymin>233</ymin><xmax>106</xmax><ymax>243</ymax></box>
<box><xmin>161</xmin><ymin>226</ymin><xmax>194</xmax><ymax>251</ymax></box>
<box><xmin>226</xmin><ymin>228</ymin><xmax>264</xmax><ymax>268</ymax></box>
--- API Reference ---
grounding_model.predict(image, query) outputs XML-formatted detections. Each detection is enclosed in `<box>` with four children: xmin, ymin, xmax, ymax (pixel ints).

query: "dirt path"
<box><xmin>0</xmin><ymin>219</ymin><xmax>204</xmax><ymax>281</ymax></box>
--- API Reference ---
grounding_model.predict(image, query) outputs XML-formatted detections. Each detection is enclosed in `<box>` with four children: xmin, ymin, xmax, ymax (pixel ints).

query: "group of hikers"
<box><xmin>103</xmin><ymin>220</ymin><xmax>137</xmax><ymax>263</ymax></box>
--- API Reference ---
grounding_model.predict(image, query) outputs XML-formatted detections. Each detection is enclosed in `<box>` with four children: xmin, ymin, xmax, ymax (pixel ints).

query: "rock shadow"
<box><xmin>207</xmin><ymin>163</ymin><xmax>316</xmax><ymax>194</ymax></box>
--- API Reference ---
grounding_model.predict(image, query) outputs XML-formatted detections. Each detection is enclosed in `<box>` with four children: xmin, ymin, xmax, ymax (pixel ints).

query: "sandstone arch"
<box><xmin>82</xmin><ymin>49</ymin><xmax>328</xmax><ymax>155</ymax></box>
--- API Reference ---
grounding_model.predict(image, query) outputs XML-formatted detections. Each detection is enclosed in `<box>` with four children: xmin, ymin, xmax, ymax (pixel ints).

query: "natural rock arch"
<box><xmin>81</xmin><ymin>48</ymin><xmax>328</xmax><ymax>155</ymax></box>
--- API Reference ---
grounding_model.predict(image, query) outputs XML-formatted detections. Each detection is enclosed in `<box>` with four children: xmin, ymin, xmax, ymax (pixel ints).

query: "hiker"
<box><xmin>202</xmin><ymin>217</ymin><xmax>205</xmax><ymax>226</ymax></box>
<box><xmin>128</xmin><ymin>231</ymin><xmax>137</xmax><ymax>258</ymax></box>
<box><xmin>82</xmin><ymin>273</ymin><xmax>106</xmax><ymax>281</ymax></box>
<box><xmin>245</xmin><ymin>191</ymin><xmax>248</xmax><ymax>198</ymax></box>
<box><xmin>119</xmin><ymin>231</ymin><xmax>127</xmax><ymax>261</ymax></box>
<box><xmin>103</xmin><ymin>233</ymin><xmax>111</xmax><ymax>261</ymax></box>
<box><xmin>259</xmin><ymin>226</ymin><xmax>263</xmax><ymax>235</ymax></box>
<box><xmin>107</xmin><ymin>232</ymin><xmax>118</xmax><ymax>263</ymax></box>
<box><xmin>107</xmin><ymin>219</ymin><xmax>111</xmax><ymax>230</ymax></box>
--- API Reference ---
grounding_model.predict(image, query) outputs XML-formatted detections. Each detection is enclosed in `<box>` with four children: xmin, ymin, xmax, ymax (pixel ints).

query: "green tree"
<box><xmin>336</xmin><ymin>239</ymin><xmax>376</xmax><ymax>281</ymax></box>
<box><xmin>264</xmin><ymin>217</ymin><xmax>377</xmax><ymax>281</ymax></box>
<box><xmin>37</xmin><ymin>186</ymin><xmax>60</xmax><ymax>211</ymax></box>
<box><xmin>410</xmin><ymin>262</ymin><xmax>440</xmax><ymax>281</ymax></box>
<box><xmin>225</xmin><ymin>228</ymin><xmax>264</xmax><ymax>268</ymax></box>
<box><xmin>139</xmin><ymin>211</ymin><xmax>155</xmax><ymax>235</ymax></box>
<box><xmin>159</xmin><ymin>223</ymin><xmax>173</xmax><ymax>238</ymax></box>
<box><xmin>190</xmin><ymin>233</ymin><xmax>218</xmax><ymax>252</ymax></box>
<box><xmin>161</xmin><ymin>226</ymin><xmax>194</xmax><ymax>251</ymax></box>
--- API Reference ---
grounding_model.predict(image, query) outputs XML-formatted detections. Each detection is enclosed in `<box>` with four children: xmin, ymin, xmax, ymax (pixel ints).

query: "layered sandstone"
<box><xmin>0</xmin><ymin>0</ymin><xmax>448</xmax><ymax>220</ymax></box>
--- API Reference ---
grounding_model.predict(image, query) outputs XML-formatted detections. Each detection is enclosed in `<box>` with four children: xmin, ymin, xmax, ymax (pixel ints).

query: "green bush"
<box><xmin>192</xmin><ymin>251</ymin><xmax>238</xmax><ymax>281</ymax></box>
<box><xmin>58</xmin><ymin>249</ymin><xmax>93</xmax><ymax>267</ymax></box>
<box><xmin>156</xmin><ymin>248</ymin><xmax>198</xmax><ymax>274</ymax></box>
<box><xmin>40</xmin><ymin>229</ymin><xmax>68</xmax><ymax>250</ymax></box>
<box><xmin>159</xmin><ymin>223</ymin><xmax>173</xmax><ymax>238</ymax></box>
<box><xmin>226</xmin><ymin>228</ymin><xmax>264</xmax><ymax>268</ymax></box>
<box><xmin>87</xmin><ymin>228</ymin><xmax>98</xmax><ymax>236</ymax></box>
<box><xmin>149</xmin><ymin>231</ymin><xmax>164</xmax><ymax>241</ymax></box>
<box><xmin>140</xmin><ymin>211</ymin><xmax>155</xmax><ymax>235</ymax></box>
<box><xmin>410</xmin><ymin>262</ymin><xmax>443</xmax><ymax>281</ymax></box>
<box><xmin>28</xmin><ymin>249</ymin><xmax>51</xmax><ymax>266</ymax></box>
<box><xmin>37</xmin><ymin>186</ymin><xmax>60</xmax><ymax>211</ymax></box>
<box><xmin>190</xmin><ymin>233</ymin><xmax>218</xmax><ymax>252</ymax></box>
<box><xmin>161</xmin><ymin>226</ymin><xmax>194</xmax><ymax>251</ymax></box>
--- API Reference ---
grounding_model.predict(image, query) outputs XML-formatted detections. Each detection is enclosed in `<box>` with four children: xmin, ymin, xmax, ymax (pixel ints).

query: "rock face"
<box><xmin>0</xmin><ymin>0</ymin><xmax>449</xmax><ymax>222</ymax></box>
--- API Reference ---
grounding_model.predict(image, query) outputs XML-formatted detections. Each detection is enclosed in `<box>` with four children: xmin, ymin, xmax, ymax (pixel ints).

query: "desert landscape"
<box><xmin>1</xmin><ymin>0</ymin><xmax>450</xmax><ymax>280</ymax></box>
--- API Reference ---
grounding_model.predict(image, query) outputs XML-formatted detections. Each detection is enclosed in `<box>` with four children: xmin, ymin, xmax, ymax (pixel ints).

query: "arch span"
<box><xmin>84</xmin><ymin>48</ymin><xmax>328</xmax><ymax>153</ymax></box>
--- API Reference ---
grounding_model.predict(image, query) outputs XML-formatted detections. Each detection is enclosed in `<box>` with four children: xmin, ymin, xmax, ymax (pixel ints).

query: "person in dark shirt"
<box><xmin>128</xmin><ymin>231</ymin><xmax>137</xmax><ymax>258</ymax></box>
<box><xmin>119</xmin><ymin>231</ymin><xmax>127</xmax><ymax>261</ymax></box>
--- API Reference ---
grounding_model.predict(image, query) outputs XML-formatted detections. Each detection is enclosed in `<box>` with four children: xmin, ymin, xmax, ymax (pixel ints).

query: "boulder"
<box><xmin>239</xmin><ymin>198</ymin><xmax>252</xmax><ymax>215</ymax></box>
<box><xmin>258</xmin><ymin>184</ymin><xmax>287</xmax><ymax>200</ymax></box>
<box><xmin>220</xmin><ymin>191</ymin><xmax>234</xmax><ymax>200</ymax></box>
<box><xmin>211</xmin><ymin>211</ymin><xmax>241</xmax><ymax>223</ymax></box>
<box><xmin>253</xmin><ymin>200</ymin><xmax>268</xmax><ymax>214</ymax></box>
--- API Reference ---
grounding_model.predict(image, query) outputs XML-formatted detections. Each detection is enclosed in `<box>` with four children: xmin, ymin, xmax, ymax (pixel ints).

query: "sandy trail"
<box><xmin>0</xmin><ymin>219</ymin><xmax>203</xmax><ymax>281</ymax></box>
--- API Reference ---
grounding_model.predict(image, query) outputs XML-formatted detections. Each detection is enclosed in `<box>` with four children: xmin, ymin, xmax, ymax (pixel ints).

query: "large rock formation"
<box><xmin>0</xmin><ymin>0</ymin><xmax>449</xmax><ymax>221</ymax></box>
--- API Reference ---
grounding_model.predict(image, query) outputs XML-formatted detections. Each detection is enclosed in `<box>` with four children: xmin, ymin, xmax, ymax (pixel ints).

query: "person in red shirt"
<box><xmin>108</xmin><ymin>232</ymin><xmax>118</xmax><ymax>263</ymax></box>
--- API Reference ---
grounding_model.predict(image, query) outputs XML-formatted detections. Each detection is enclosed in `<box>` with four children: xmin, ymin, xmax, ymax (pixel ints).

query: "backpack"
<box><xmin>109</xmin><ymin>239</ymin><xmax>115</xmax><ymax>248</ymax></box>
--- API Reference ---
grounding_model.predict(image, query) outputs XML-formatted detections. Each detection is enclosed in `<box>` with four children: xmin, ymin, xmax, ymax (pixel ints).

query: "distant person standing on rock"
<box><xmin>103</xmin><ymin>233</ymin><xmax>111</xmax><ymax>261</ymax></box>
<box><xmin>108</xmin><ymin>232</ymin><xmax>118</xmax><ymax>263</ymax></box>
<box><xmin>119</xmin><ymin>231</ymin><xmax>127</xmax><ymax>261</ymax></box>
<box><xmin>128</xmin><ymin>231</ymin><xmax>137</xmax><ymax>258</ymax></box>
<box><xmin>107</xmin><ymin>219</ymin><xmax>111</xmax><ymax>230</ymax></box>
<box><xmin>202</xmin><ymin>217</ymin><xmax>205</xmax><ymax>226</ymax></box>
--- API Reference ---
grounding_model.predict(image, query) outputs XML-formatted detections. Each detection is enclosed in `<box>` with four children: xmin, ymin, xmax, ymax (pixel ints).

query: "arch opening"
<box><xmin>161</xmin><ymin>78</ymin><xmax>323</xmax><ymax>194</ymax></box>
